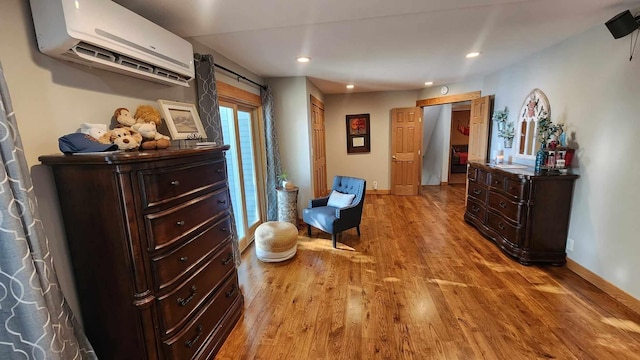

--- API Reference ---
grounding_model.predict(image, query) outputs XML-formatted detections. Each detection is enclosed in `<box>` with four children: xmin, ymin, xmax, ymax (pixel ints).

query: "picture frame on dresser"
<box><xmin>157</xmin><ymin>99</ymin><xmax>207</xmax><ymax>140</ymax></box>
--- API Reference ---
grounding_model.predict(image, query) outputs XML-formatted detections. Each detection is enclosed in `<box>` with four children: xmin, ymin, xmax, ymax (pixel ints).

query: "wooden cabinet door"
<box><xmin>390</xmin><ymin>107</ymin><xmax>423</xmax><ymax>195</ymax></box>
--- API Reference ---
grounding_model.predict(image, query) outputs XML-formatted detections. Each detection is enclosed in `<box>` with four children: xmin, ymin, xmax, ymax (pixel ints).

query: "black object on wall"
<box><xmin>605</xmin><ymin>10</ymin><xmax>639</xmax><ymax>39</ymax></box>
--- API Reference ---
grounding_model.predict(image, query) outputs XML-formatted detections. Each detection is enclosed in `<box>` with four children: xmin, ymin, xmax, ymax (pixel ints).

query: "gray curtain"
<box><xmin>0</xmin><ymin>64</ymin><xmax>96</xmax><ymax>358</ymax></box>
<box><xmin>194</xmin><ymin>53</ymin><xmax>224</xmax><ymax>144</ymax></box>
<box><xmin>194</xmin><ymin>53</ymin><xmax>241</xmax><ymax>266</ymax></box>
<box><xmin>261</xmin><ymin>86</ymin><xmax>283</xmax><ymax>221</ymax></box>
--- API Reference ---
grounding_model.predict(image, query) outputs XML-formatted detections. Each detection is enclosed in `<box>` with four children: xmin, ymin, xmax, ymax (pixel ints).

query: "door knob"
<box><xmin>392</xmin><ymin>155</ymin><xmax>397</xmax><ymax>160</ymax></box>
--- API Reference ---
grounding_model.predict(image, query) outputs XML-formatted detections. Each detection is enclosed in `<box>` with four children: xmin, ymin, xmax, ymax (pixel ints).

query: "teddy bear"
<box><xmin>132</xmin><ymin>105</ymin><xmax>171</xmax><ymax>149</ymax></box>
<box><xmin>133</xmin><ymin>122</ymin><xmax>171</xmax><ymax>150</ymax></box>
<box><xmin>98</xmin><ymin>127</ymin><xmax>141</xmax><ymax>151</ymax></box>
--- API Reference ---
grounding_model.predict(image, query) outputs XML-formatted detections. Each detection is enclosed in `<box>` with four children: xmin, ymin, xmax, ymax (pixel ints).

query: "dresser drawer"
<box><xmin>505</xmin><ymin>178</ymin><xmax>525</xmax><ymax>199</ymax></box>
<box><xmin>487</xmin><ymin>212</ymin><xmax>521</xmax><ymax>247</ymax></box>
<box><xmin>468</xmin><ymin>181</ymin><xmax>487</xmax><ymax>203</ymax></box>
<box><xmin>488</xmin><ymin>174</ymin><xmax>505</xmax><ymax>191</ymax></box>
<box><xmin>163</xmin><ymin>273</ymin><xmax>240</xmax><ymax>360</ymax></box>
<box><xmin>477</xmin><ymin>169</ymin><xmax>489</xmax><ymax>185</ymax></box>
<box><xmin>145</xmin><ymin>188</ymin><xmax>230</xmax><ymax>251</ymax></box>
<box><xmin>152</xmin><ymin>216</ymin><xmax>232</xmax><ymax>291</ymax></box>
<box><xmin>140</xmin><ymin>159</ymin><xmax>227</xmax><ymax>209</ymax></box>
<box><xmin>487</xmin><ymin>191</ymin><xmax>522</xmax><ymax>224</ymax></box>
<box><xmin>467</xmin><ymin>166</ymin><xmax>477</xmax><ymax>181</ymax></box>
<box><xmin>466</xmin><ymin>198</ymin><xmax>486</xmax><ymax>223</ymax></box>
<box><xmin>157</xmin><ymin>242</ymin><xmax>236</xmax><ymax>337</ymax></box>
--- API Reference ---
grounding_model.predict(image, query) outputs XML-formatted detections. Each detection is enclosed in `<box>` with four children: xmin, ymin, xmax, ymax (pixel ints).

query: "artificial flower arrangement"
<box><xmin>492</xmin><ymin>106</ymin><xmax>515</xmax><ymax>146</ymax></box>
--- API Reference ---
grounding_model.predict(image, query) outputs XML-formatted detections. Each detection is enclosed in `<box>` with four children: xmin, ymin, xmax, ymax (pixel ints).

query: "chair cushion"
<box><xmin>302</xmin><ymin>206</ymin><xmax>337</xmax><ymax>234</ymax></box>
<box><xmin>327</xmin><ymin>190</ymin><xmax>355</xmax><ymax>208</ymax></box>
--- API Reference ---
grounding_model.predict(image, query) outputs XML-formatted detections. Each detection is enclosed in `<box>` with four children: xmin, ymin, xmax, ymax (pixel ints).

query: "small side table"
<box><xmin>276</xmin><ymin>186</ymin><xmax>299</xmax><ymax>228</ymax></box>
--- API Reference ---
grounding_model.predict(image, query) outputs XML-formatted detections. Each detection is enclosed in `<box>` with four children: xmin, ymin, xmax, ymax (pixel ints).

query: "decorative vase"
<box><xmin>504</xmin><ymin>138</ymin><xmax>513</xmax><ymax>149</ymax></box>
<box><xmin>534</xmin><ymin>145</ymin><xmax>546</xmax><ymax>172</ymax></box>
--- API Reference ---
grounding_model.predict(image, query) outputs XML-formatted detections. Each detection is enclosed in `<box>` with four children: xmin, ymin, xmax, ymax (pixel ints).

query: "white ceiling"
<box><xmin>114</xmin><ymin>0</ymin><xmax>639</xmax><ymax>94</ymax></box>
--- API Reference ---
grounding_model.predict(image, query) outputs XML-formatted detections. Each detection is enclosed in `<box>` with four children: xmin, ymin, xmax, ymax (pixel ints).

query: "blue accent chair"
<box><xmin>302</xmin><ymin>176</ymin><xmax>366</xmax><ymax>248</ymax></box>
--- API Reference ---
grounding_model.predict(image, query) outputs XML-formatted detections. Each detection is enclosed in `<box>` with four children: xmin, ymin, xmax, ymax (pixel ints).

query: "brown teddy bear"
<box><xmin>133</xmin><ymin>105</ymin><xmax>171</xmax><ymax>149</ymax></box>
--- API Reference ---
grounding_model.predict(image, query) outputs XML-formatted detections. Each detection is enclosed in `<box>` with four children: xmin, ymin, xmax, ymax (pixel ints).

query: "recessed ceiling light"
<box><xmin>466</xmin><ymin>52</ymin><xmax>481</xmax><ymax>58</ymax></box>
<box><xmin>346</xmin><ymin>84</ymin><xmax>355</xmax><ymax>89</ymax></box>
<box><xmin>424</xmin><ymin>81</ymin><xmax>434</xmax><ymax>86</ymax></box>
<box><xmin>297</xmin><ymin>56</ymin><xmax>311</xmax><ymax>63</ymax></box>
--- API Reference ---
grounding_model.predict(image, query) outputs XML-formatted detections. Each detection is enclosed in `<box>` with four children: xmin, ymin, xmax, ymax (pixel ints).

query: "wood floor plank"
<box><xmin>215</xmin><ymin>185</ymin><xmax>640</xmax><ymax>359</ymax></box>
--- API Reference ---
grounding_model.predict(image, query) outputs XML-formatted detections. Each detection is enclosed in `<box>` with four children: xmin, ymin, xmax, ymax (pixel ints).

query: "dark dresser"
<box><xmin>464</xmin><ymin>161</ymin><xmax>578</xmax><ymax>265</ymax></box>
<box><xmin>39</xmin><ymin>146</ymin><xmax>242</xmax><ymax>360</ymax></box>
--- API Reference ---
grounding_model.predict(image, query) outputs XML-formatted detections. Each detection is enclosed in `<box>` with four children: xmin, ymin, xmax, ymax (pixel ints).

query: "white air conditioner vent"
<box><xmin>30</xmin><ymin>0</ymin><xmax>194</xmax><ymax>87</ymax></box>
<box><xmin>116</xmin><ymin>54</ymin><xmax>154</xmax><ymax>74</ymax></box>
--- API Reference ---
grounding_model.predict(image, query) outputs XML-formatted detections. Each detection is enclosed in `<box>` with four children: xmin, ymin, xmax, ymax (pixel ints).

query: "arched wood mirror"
<box><xmin>515</xmin><ymin>89</ymin><xmax>550</xmax><ymax>159</ymax></box>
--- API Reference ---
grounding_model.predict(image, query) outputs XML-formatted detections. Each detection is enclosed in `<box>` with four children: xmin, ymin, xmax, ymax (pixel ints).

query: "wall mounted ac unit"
<box><xmin>30</xmin><ymin>0</ymin><xmax>194</xmax><ymax>87</ymax></box>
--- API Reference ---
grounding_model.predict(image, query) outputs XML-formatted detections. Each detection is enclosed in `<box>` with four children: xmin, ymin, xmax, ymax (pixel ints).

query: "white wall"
<box><xmin>266</xmin><ymin>77</ymin><xmax>312</xmax><ymax>215</ymax></box>
<box><xmin>422</xmin><ymin>105</ymin><xmax>444</xmax><ymax>185</ymax></box>
<box><xmin>483</xmin><ymin>24</ymin><xmax>640</xmax><ymax>299</ymax></box>
<box><xmin>323</xmin><ymin>90</ymin><xmax>418</xmax><ymax>190</ymax></box>
<box><xmin>0</xmin><ymin>0</ymin><xmax>264</xmax><ymax>321</ymax></box>
<box><xmin>417</xmin><ymin>76</ymin><xmax>485</xmax><ymax>100</ymax></box>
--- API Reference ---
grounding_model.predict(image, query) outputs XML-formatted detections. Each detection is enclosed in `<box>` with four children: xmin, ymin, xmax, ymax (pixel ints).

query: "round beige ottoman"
<box><xmin>255</xmin><ymin>221</ymin><xmax>298</xmax><ymax>262</ymax></box>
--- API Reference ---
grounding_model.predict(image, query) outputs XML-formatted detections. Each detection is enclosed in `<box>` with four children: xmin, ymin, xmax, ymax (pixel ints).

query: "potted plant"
<box><xmin>278</xmin><ymin>171</ymin><xmax>295</xmax><ymax>190</ymax></box>
<box><xmin>534</xmin><ymin>111</ymin><xmax>566</xmax><ymax>171</ymax></box>
<box><xmin>536</xmin><ymin>111</ymin><xmax>564</xmax><ymax>148</ymax></box>
<box><xmin>493</xmin><ymin>107</ymin><xmax>515</xmax><ymax>148</ymax></box>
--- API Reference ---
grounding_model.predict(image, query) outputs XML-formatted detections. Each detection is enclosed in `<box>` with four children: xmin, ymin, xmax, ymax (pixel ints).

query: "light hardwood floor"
<box><xmin>215</xmin><ymin>185</ymin><xmax>640</xmax><ymax>359</ymax></box>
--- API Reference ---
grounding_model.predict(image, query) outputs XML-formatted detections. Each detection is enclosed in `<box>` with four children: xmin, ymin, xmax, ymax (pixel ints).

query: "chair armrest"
<box><xmin>309</xmin><ymin>196</ymin><xmax>329</xmax><ymax>208</ymax></box>
<box><xmin>335</xmin><ymin>204</ymin><xmax>359</xmax><ymax>219</ymax></box>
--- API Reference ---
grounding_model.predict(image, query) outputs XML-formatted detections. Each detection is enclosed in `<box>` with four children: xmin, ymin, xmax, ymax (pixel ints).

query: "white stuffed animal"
<box><xmin>79</xmin><ymin>123</ymin><xmax>108</xmax><ymax>140</ymax></box>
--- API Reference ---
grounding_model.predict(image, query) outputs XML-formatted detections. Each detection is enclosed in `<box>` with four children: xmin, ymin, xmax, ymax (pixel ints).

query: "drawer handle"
<box><xmin>499</xmin><ymin>201</ymin><xmax>507</xmax><ymax>209</ymax></box>
<box><xmin>221</xmin><ymin>227</ymin><xmax>227</xmax><ymax>232</ymax></box>
<box><xmin>184</xmin><ymin>325</ymin><xmax>203</xmax><ymax>348</ymax></box>
<box><xmin>171</xmin><ymin>180</ymin><xmax>180</xmax><ymax>186</ymax></box>
<box><xmin>498</xmin><ymin>222</ymin><xmax>506</xmax><ymax>230</ymax></box>
<box><xmin>471</xmin><ymin>206</ymin><xmax>480</xmax><ymax>212</ymax></box>
<box><xmin>222</xmin><ymin>253</ymin><xmax>234</xmax><ymax>265</ymax></box>
<box><xmin>179</xmin><ymin>256</ymin><xmax>188</xmax><ymax>262</ymax></box>
<box><xmin>493</xmin><ymin>180</ymin><xmax>500</xmax><ymax>184</ymax></box>
<box><xmin>226</xmin><ymin>285</ymin><xmax>237</xmax><ymax>298</ymax></box>
<box><xmin>508</xmin><ymin>186</ymin><xmax>514</xmax><ymax>191</ymax></box>
<box><xmin>177</xmin><ymin>285</ymin><xmax>197</xmax><ymax>307</ymax></box>
<box><xmin>473</xmin><ymin>189</ymin><xmax>481</xmax><ymax>195</ymax></box>
<box><xmin>216</xmin><ymin>169</ymin><xmax>223</xmax><ymax>173</ymax></box>
<box><xmin>217</xmin><ymin>199</ymin><xmax>227</xmax><ymax>204</ymax></box>
<box><xmin>176</xmin><ymin>220</ymin><xmax>185</xmax><ymax>226</ymax></box>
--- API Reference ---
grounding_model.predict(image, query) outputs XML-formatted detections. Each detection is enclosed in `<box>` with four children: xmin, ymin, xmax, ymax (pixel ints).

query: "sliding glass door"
<box><xmin>220</xmin><ymin>100</ymin><xmax>264</xmax><ymax>250</ymax></box>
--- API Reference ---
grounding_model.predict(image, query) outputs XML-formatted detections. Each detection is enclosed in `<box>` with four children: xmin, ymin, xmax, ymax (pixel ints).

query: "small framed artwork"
<box><xmin>157</xmin><ymin>100</ymin><xmax>207</xmax><ymax>140</ymax></box>
<box><xmin>346</xmin><ymin>113</ymin><xmax>370</xmax><ymax>153</ymax></box>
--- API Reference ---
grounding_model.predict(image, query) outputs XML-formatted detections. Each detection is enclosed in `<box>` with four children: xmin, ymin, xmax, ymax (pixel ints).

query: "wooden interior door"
<box><xmin>311</xmin><ymin>95</ymin><xmax>328</xmax><ymax>197</ymax></box>
<box><xmin>468</xmin><ymin>96</ymin><xmax>492</xmax><ymax>162</ymax></box>
<box><xmin>390</xmin><ymin>107</ymin><xmax>423</xmax><ymax>195</ymax></box>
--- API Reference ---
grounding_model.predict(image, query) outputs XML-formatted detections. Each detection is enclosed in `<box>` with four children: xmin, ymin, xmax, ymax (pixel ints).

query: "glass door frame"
<box><xmin>218</xmin><ymin>82</ymin><xmax>266</xmax><ymax>252</ymax></box>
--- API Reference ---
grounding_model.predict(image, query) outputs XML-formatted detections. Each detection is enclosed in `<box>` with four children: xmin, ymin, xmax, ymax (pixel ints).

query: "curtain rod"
<box><xmin>214</xmin><ymin>63</ymin><xmax>267</xmax><ymax>90</ymax></box>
